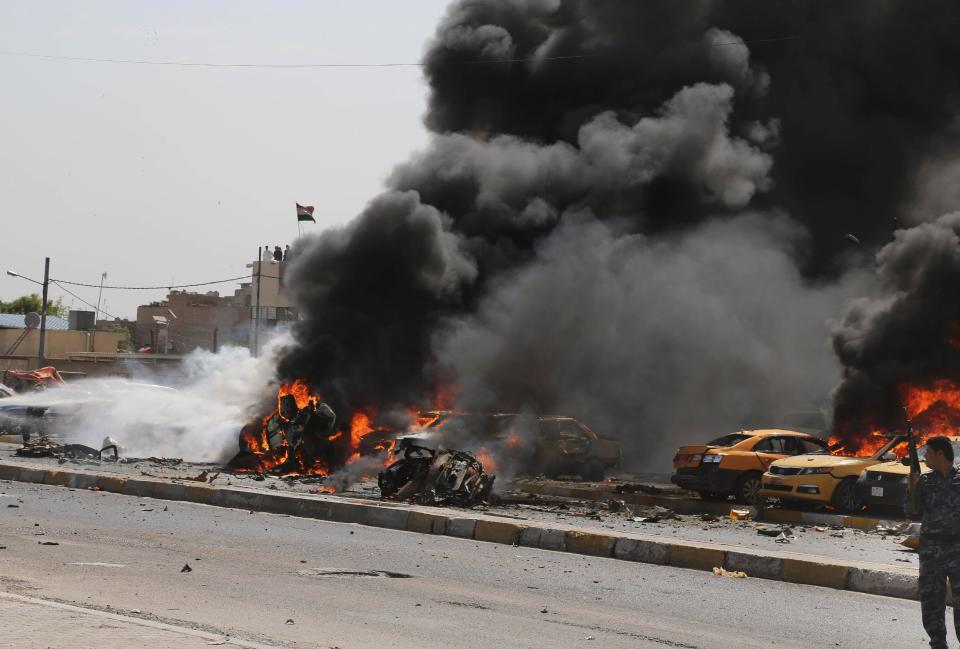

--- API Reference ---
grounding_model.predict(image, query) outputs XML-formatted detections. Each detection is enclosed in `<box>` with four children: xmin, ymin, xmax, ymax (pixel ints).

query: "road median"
<box><xmin>0</xmin><ymin>459</ymin><xmax>918</xmax><ymax>601</ymax></box>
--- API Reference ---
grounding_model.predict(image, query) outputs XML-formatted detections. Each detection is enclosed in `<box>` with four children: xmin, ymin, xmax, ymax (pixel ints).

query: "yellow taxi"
<box><xmin>671</xmin><ymin>429</ymin><xmax>830</xmax><ymax>505</ymax></box>
<box><xmin>855</xmin><ymin>437</ymin><xmax>960</xmax><ymax>511</ymax></box>
<box><xmin>760</xmin><ymin>435</ymin><xmax>904</xmax><ymax>513</ymax></box>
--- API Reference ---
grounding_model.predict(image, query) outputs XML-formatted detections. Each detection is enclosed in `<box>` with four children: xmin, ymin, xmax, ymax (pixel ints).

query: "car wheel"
<box><xmin>735</xmin><ymin>472</ymin><xmax>763</xmax><ymax>506</ymax></box>
<box><xmin>831</xmin><ymin>478</ymin><xmax>862</xmax><ymax>514</ymax></box>
<box><xmin>580</xmin><ymin>459</ymin><xmax>605</xmax><ymax>482</ymax></box>
<box><xmin>697</xmin><ymin>491</ymin><xmax>729</xmax><ymax>502</ymax></box>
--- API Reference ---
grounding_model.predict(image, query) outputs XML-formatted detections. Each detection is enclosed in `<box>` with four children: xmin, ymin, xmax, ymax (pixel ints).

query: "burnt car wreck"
<box><xmin>228</xmin><ymin>389</ymin><xmax>339</xmax><ymax>475</ymax></box>
<box><xmin>378</xmin><ymin>439</ymin><xmax>495</xmax><ymax>506</ymax></box>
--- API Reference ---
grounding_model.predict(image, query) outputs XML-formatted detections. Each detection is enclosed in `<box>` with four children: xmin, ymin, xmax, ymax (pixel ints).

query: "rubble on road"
<box><xmin>613</xmin><ymin>483</ymin><xmax>663</xmax><ymax>495</ymax></box>
<box><xmin>631</xmin><ymin>505</ymin><xmax>679</xmax><ymax>523</ymax></box>
<box><xmin>378</xmin><ymin>439</ymin><xmax>495</xmax><ymax>506</ymax></box>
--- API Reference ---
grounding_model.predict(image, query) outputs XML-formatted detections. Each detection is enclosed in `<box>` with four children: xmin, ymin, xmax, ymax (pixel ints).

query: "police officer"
<box><xmin>908</xmin><ymin>436</ymin><xmax>960</xmax><ymax>649</ymax></box>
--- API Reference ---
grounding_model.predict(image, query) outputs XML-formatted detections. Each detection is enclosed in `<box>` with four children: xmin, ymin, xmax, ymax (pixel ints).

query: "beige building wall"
<box><xmin>250</xmin><ymin>261</ymin><xmax>292</xmax><ymax>308</ymax></box>
<box><xmin>0</xmin><ymin>329</ymin><xmax>126</xmax><ymax>359</ymax></box>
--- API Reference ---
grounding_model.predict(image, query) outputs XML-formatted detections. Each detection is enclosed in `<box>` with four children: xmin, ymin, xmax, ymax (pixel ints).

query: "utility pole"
<box><xmin>252</xmin><ymin>248</ymin><xmax>262</xmax><ymax>357</ymax></box>
<box><xmin>38</xmin><ymin>257</ymin><xmax>50</xmax><ymax>367</ymax></box>
<box><xmin>91</xmin><ymin>271</ymin><xmax>106</xmax><ymax>352</ymax></box>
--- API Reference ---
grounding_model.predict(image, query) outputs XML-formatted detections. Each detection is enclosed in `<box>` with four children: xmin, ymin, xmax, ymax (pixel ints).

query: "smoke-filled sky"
<box><xmin>280</xmin><ymin>0</ymin><xmax>960</xmax><ymax>467</ymax></box>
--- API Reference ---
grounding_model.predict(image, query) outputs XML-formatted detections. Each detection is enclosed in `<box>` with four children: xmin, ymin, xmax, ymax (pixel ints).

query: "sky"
<box><xmin>0</xmin><ymin>0</ymin><xmax>451</xmax><ymax>319</ymax></box>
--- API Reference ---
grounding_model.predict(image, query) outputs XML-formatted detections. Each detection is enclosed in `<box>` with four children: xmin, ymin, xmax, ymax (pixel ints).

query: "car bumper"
<box><xmin>855</xmin><ymin>477</ymin><xmax>907</xmax><ymax>511</ymax></box>
<box><xmin>671</xmin><ymin>466</ymin><xmax>739</xmax><ymax>493</ymax></box>
<box><xmin>760</xmin><ymin>474</ymin><xmax>837</xmax><ymax>503</ymax></box>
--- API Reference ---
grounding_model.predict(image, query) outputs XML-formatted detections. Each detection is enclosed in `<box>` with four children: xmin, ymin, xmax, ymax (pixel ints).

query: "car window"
<box><xmin>557</xmin><ymin>419</ymin><xmax>589</xmax><ymax>441</ymax></box>
<box><xmin>753</xmin><ymin>437</ymin><xmax>785</xmax><ymax>453</ymax></box>
<box><xmin>801</xmin><ymin>438</ymin><xmax>830</xmax><ymax>454</ymax></box>
<box><xmin>780</xmin><ymin>437</ymin><xmax>804</xmax><ymax>455</ymax></box>
<box><xmin>706</xmin><ymin>433</ymin><xmax>753</xmax><ymax>447</ymax></box>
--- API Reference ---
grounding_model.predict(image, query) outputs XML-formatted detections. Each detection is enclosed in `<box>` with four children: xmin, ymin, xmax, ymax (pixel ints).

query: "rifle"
<box><xmin>904</xmin><ymin>406</ymin><xmax>922</xmax><ymax>518</ymax></box>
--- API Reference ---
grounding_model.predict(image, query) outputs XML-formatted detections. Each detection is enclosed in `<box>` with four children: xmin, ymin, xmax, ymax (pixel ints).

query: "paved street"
<box><xmin>0</xmin><ymin>481</ymin><xmax>931</xmax><ymax>648</ymax></box>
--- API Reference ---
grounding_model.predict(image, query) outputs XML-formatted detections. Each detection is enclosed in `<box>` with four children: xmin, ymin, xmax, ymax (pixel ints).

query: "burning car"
<box><xmin>671</xmin><ymin>429</ymin><xmax>830</xmax><ymax>505</ymax></box>
<box><xmin>399</xmin><ymin>412</ymin><xmax>620</xmax><ymax>481</ymax></box>
<box><xmin>855</xmin><ymin>436</ymin><xmax>960</xmax><ymax>512</ymax></box>
<box><xmin>759</xmin><ymin>435</ymin><xmax>904</xmax><ymax>513</ymax></box>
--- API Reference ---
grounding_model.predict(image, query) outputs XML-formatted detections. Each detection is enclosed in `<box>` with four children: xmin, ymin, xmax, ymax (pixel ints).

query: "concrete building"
<box><xmin>135</xmin><ymin>290</ymin><xmax>250</xmax><ymax>354</ymax></box>
<box><xmin>243</xmin><ymin>260</ymin><xmax>299</xmax><ymax>352</ymax></box>
<box><xmin>131</xmin><ymin>259</ymin><xmax>298</xmax><ymax>355</ymax></box>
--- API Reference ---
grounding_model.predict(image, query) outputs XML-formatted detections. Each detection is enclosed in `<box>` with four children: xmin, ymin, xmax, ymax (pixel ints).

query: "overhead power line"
<box><xmin>53</xmin><ymin>274</ymin><xmax>280</xmax><ymax>290</ymax></box>
<box><xmin>51</xmin><ymin>281</ymin><xmax>121</xmax><ymax>321</ymax></box>
<box><xmin>0</xmin><ymin>36</ymin><xmax>814</xmax><ymax>70</ymax></box>
<box><xmin>0</xmin><ymin>50</ymin><xmax>606</xmax><ymax>68</ymax></box>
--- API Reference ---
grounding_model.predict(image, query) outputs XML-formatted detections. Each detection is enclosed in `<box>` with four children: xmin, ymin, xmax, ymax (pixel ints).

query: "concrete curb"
<box><xmin>0</xmin><ymin>460</ymin><xmax>919</xmax><ymax>602</ymax></box>
<box><xmin>516</xmin><ymin>481</ymin><xmax>917</xmax><ymax>533</ymax></box>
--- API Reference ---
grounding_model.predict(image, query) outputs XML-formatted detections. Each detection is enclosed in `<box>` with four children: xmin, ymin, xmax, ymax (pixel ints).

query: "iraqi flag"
<box><xmin>296</xmin><ymin>203</ymin><xmax>315</xmax><ymax>223</ymax></box>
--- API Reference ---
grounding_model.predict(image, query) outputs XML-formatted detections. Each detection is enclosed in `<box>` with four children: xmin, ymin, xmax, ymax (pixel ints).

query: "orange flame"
<box><xmin>474</xmin><ymin>447</ymin><xmax>498</xmax><ymax>473</ymax></box>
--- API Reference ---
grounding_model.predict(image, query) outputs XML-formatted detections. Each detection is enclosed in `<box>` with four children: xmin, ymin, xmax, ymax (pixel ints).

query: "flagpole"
<box><xmin>252</xmin><ymin>247</ymin><xmax>262</xmax><ymax>358</ymax></box>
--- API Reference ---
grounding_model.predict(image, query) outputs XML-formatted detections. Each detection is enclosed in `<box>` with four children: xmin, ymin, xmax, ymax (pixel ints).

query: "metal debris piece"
<box><xmin>181</xmin><ymin>563</ymin><xmax>192</xmax><ymax>573</ymax></box>
<box><xmin>713</xmin><ymin>566</ymin><xmax>747</xmax><ymax>578</ymax></box>
<box><xmin>378</xmin><ymin>439</ymin><xmax>495</xmax><ymax>507</ymax></box>
<box><xmin>100</xmin><ymin>436</ymin><xmax>120</xmax><ymax>461</ymax></box>
<box><xmin>630</xmin><ymin>505</ymin><xmax>678</xmax><ymax>523</ymax></box>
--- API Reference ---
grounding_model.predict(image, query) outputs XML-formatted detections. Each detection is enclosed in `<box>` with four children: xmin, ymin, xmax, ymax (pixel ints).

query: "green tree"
<box><xmin>0</xmin><ymin>293</ymin><xmax>66</xmax><ymax>317</ymax></box>
<box><xmin>109</xmin><ymin>324</ymin><xmax>133</xmax><ymax>352</ymax></box>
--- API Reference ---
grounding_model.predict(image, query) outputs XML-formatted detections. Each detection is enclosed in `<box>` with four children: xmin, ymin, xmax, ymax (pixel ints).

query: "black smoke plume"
<box><xmin>279</xmin><ymin>1</ymin><xmax>960</xmax><ymax>466</ymax></box>
<box><xmin>832</xmin><ymin>213</ymin><xmax>960</xmax><ymax>434</ymax></box>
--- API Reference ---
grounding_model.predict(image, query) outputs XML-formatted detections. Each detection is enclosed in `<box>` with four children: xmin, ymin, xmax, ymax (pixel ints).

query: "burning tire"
<box><xmin>734</xmin><ymin>471</ymin><xmax>763</xmax><ymax>506</ymax></box>
<box><xmin>831</xmin><ymin>477</ymin><xmax>862</xmax><ymax>514</ymax></box>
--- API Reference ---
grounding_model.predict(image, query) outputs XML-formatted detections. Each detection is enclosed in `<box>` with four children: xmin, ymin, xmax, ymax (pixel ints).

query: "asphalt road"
<box><xmin>0</xmin><ymin>481</ymin><xmax>932</xmax><ymax>648</ymax></box>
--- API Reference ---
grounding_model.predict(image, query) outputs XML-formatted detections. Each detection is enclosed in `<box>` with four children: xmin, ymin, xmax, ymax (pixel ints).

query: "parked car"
<box><xmin>760</xmin><ymin>435</ymin><xmax>904</xmax><ymax>513</ymax></box>
<box><xmin>855</xmin><ymin>437</ymin><xmax>960</xmax><ymax>511</ymax></box>
<box><xmin>671</xmin><ymin>429</ymin><xmax>830</xmax><ymax>504</ymax></box>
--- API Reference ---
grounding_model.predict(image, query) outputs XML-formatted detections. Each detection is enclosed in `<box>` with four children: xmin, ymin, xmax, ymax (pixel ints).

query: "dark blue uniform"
<box><xmin>907</xmin><ymin>467</ymin><xmax>960</xmax><ymax>649</ymax></box>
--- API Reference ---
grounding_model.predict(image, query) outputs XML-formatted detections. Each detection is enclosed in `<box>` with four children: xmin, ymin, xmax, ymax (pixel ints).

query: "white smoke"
<box><xmin>3</xmin><ymin>333</ymin><xmax>292</xmax><ymax>462</ymax></box>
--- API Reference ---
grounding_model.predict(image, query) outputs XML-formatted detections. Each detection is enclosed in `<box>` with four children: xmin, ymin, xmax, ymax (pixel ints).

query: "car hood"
<box><xmin>772</xmin><ymin>454</ymin><xmax>874</xmax><ymax>469</ymax></box>
<box><xmin>867</xmin><ymin>460</ymin><xmax>927</xmax><ymax>475</ymax></box>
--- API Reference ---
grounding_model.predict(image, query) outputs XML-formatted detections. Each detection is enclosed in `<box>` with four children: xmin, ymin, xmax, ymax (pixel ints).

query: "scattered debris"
<box><xmin>100</xmin><ymin>436</ymin><xmax>120</xmax><ymax>461</ymax></box>
<box><xmin>285</xmin><ymin>619</ymin><xmax>295</xmax><ymax>625</ymax></box>
<box><xmin>605</xmin><ymin>499</ymin><xmax>628</xmax><ymax>513</ymax></box>
<box><xmin>38</xmin><ymin>541</ymin><xmax>59</xmax><ymax>546</ymax></box>
<box><xmin>181</xmin><ymin>563</ymin><xmax>193</xmax><ymax>573</ymax></box>
<box><xmin>631</xmin><ymin>505</ymin><xmax>679</xmax><ymax>523</ymax></box>
<box><xmin>756</xmin><ymin>526</ymin><xmax>782</xmax><ymax>537</ymax></box>
<box><xmin>729</xmin><ymin>508</ymin><xmax>751</xmax><ymax>521</ymax></box>
<box><xmin>614</xmin><ymin>483</ymin><xmax>662</xmax><ymax>495</ymax></box>
<box><xmin>830</xmin><ymin>530</ymin><xmax>845</xmax><ymax>538</ymax></box>
<box><xmin>378</xmin><ymin>439</ymin><xmax>495</xmax><ymax>507</ymax></box>
<box><xmin>901</xmin><ymin>535</ymin><xmax>920</xmax><ymax>550</ymax></box>
<box><xmin>186</xmin><ymin>471</ymin><xmax>209</xmax><ymax>482</ymax></box>
<box><xmin>713</xmin><ymin>566</ymin><xmax>747</xmax><ymax>578</ymax></box>
<box><xmin>699</xmin><ymin>513</ymin><xmax>719</xmax><ymax>522</ymax></box>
